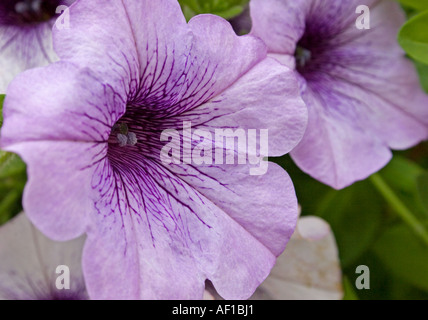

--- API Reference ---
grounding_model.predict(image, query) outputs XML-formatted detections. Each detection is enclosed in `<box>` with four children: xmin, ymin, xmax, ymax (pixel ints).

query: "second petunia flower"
<box><xmin>1</xmin><ymin>0</ymin><xmax>307</xmax><ymax>299</ymax></box>
<box><xmin>251</xmin><ymin>0</ymin><xmax>428</xmax><ymax>189</ymax></box>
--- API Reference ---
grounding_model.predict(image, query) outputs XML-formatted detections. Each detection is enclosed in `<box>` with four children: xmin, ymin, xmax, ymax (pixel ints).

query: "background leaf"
<box><xmin>415</xmin><ymin>60</ymin><xmax>428</xmax><ymax>93</ymax></box>
<box><xmin>399</xmin><ymin>11</ymin><xmax>428</xmax><ymax>65</ymax></box>
<box><xmin>0</xmin><ymin>95</ymin><xmax>26</xmax><ymax>225</ymax></box>
<box><xmin>417</xmin><ymin>172</ymin><xmax>428</xmax><ymax>213</ymax></box>
<box><xmin>275</xmin><ymin>149</ymin><xmax>428</xmax><ymax>300</ymax></box>
<box><xmin>373</xmin><ymin>223</ymin><xmax>428</xmax><ymax>292</ymax></box>
<box><xmin>378</xmin><ymin>156</ymin><xmax>428</xmax><ymax>220</ymax></box>
<box><xmin>398</xmin><ymin>0</ymin><xmax>428</xmax><ymax>11</ymax></box>
<box><xmin>274</xmin><ymin>156</ymin><xmax>383</xmax><ymax>268</ymax></box>
<box><xmin>178</xmin><ymin>0</ymin><xmax>249</xmax><ymax>20</ymax></box>
<box><xmin>0</xmin><ymin>94</ymin><xmax>4</xmax><ymax>128</ymax></box>
<box><xmin>343</xmin><ymin>277</ymin><xmax>359</xmax><ymax>300</ymax></box>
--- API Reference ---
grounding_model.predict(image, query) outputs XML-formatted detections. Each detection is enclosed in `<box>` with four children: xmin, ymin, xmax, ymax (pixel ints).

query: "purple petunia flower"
<box><xmin>0</xmin><ymin>0</ymin><xmax>307</xmax><ymax>299</ymax></box>
<box><xmin>0</xmin><ymin>0</ymin><xmax>75</xmax><ymax>92</ymax></box>
<box><xmin>250</xmin><ymin>0</ymin><xmax>428</xmax><ymax>189</ymax></box>
<box><xmin>0</xmin><ymin>213</ymin><xmax>88</xmax><ymax>300</ymax></box>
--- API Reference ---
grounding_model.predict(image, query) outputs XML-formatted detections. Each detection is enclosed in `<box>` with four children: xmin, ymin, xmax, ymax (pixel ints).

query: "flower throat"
<box><xmin>0</xmin><ymin>0</ymin><xmax>61</xmax><ymax>25</ymax></box>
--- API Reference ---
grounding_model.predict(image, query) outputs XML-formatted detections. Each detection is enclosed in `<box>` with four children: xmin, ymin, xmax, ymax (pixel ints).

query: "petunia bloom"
<box><xmin>0</xmin><ymin>0</ymin><xmax>75</xmax><ymax>92</ymax></box>
<box><xmin>1</xmin><ymin>0</ymin><xmax>307</xmax><ymax>299</ymax></box>
<box><xmin>0</xmin><ymin>213</ymin><xmax>87</xmax><ymax>300</ymax></box>
<box><xmin>250</xmin><ymin>0</ymin><xmax>428</xmax><ymax>189</ymax></box>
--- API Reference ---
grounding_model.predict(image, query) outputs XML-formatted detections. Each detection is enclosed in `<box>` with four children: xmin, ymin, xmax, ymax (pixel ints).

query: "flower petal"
<box><xmin>83</xmin><ymin>160</ymin><xmax>286</xmax><ymax>299</ymax></box>
<box><xmin>250</xmin><ymin>0</ymin><xmax>308</xmax><ymax>54</ymax></box>
<box><xmin>186</xmin><ymin>57</ymin><xmax>307</xmax><ymax>157</ymax></box>
<box><xmin>1</xmin><ymin>61</ymin><xmax>124</xmax><ymax>147</ymax></box>
<box><xmin>54</xmin><ymin>0</ymin><xmax>267</xmax><ymax>116</ymax></box>
<box><xmin>5</xmin><ymin>141</ymin><xmax>105</xmax><ymax>241</ymax></box>
<box><xmin>290</xmin><ymin>84</ymin><xmax>393</xmax><ymax>189</ymax></box>
<box><xmin>0</xmin><ymin>23</ymin><xmax>57</xmax><ymax>93</ymax></box>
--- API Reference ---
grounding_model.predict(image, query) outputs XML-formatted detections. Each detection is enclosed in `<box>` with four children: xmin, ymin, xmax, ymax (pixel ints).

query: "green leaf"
<box><xmin>273</xmin><ymin>155</ymin><xmax>382</xmax><ymax>268</ymax></box>
<box><xmin>414</xmin><ymin>60</ymin><xmax>428</xmax><ymax>93</ymax></box>
<box><xmin>179</xmin><ymin>0</ymin><xmax>249</xmax><ymax>20</ymax></box>
<box><xmin>0</xmin><ymin>94</ymin><xmax>27</xmax><ymax>224</ymax></box>
<box><xmin>0</xmin><ymin>151</ymin><xmax>26</xmax><ymax>179</ymax></box>
<box><xmin>0</xmin><ymin>151</ymin><xmax>26</xmax><ymax>221</ymax></box>
<box><xmin>398</xmin><ymin>0</ymin><xmax>428</xmax><ymax>11</ymax></box>
<box><xmin>379</xmin><ymin>156</ymin><xmax>428</xmax><ymax>220</ymax></box>
<box><xmin>316</xmin><ymin>181</ymin><xmax>383</xmax><ymax>268</ymax></box>
<box><xmin>373</xmin><ymin>223</ymin><xmax>428</xmax><ymax>292</ymax></box>
<box><xmin>181</xmin><ymin>5</ymin><xmax>197</xmax><ymax>21</ymax></box>
<box><xmin>0</xmin><ymin>189</ymin><xmax>21</xmax><ymax>225</ymax></box>
<box><xmin>417</xmin><ymin>172</ymin><xmax>428</xmax><ymax>213</ymax></box>
<box><xmin>0</xmin><ymin>94</ymin><xmax>4</xmax><ymax>128</ymax></box>
<box><xmin>343</xmin><ymin>277</ymin><xmax>359</xmax><ymax>300</ymax></box>
<box><xmin>398</xmin><ymin>11</ymin><xmax>428</xmax><ymax>65</ymax></box>
<box><xmin>211</xmin><ymin>5</ymin><xmax>244</xmax><ymax>20</ymax></box>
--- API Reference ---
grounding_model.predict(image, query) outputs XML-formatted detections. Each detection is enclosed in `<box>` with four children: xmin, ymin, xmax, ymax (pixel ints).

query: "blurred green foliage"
<box><xmin>178</xmin><ymin>0</ymin><xmax>249</xmax><ymax>20</ymax></box>
<box><xmin>343</xmin><ymin>277</ymin><xmax>359</xmax><ymax>300</ymax></box>
<box><xmin>374</xmin><ymin>223</ymin><xmax>428</xmax><ymax>292</ymax></box>
<box><xmin>398</xmin><ymin>1</ymin><xmax>428</xmax><ymax>92</ymax></box>
<box><xmin>399</xmin><ymin>11</ymin><xmax>428</xmax><ymax>65</ymax></box>
<box><xmin>417</xmin><ymin>172</ymin><xmax>428</xmax><ymax>212</ymax></box>
<box><xmin>0</xmin><ymin>94</ymin><xmax>4</xmax><ymax>127</ymax></box>
<box><xmin>0</xmin><ymin>95</ymin><xmax>26</xmax><ymax>225</ymax></box>
<box><xmin>0</xmin><ymin>152</ymin><xmax>26</xmax><ymax>225</ymax></box>
<box><xmin>415</xmin><ymin>62</ymin><xmax>428</xmax><ymax>93</ymax></box>
<box><xmin>273</xmin><ymin>149</ymin><xmax>428</xmax><ymax>300</ymax></box>
<box><xmin>398</xmin><ymin>0</ymin><xmax>428</xmax><ymax>11</ymax></box>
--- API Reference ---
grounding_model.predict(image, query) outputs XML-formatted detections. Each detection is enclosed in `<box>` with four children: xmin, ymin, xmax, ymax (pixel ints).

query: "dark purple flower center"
<box><xmin>1</xmin><ymin>276</ymin><xmax>88</xmax><ymax>300</ymax></box>
<box><xmin>107</xmin><ymin>103</ymin><xmax>165</xmax><ymax>172</ymax></box>
<box><xmin>294</xmin><ymin>28</ymin><xmax>326</xmax><ymax>76</ymax></box>
<box><xmin>0</xmin><ymin>0</ymin><xmax>62</xmax><ymax>26</ymax></box>
<box><xmin>110</xmin><ymin>123</ymin><xmax>138</xmax><ymax>148</ymax></box>
<box><xmin>294</xmin><ymin>7</ymin><xmax>367</xmax><ymax>80</ymax></box>
<box><xmin>294</xmin><ymin>45</ymin><xmax>312</xmax><ymax>70</ymax></box>
<box><xmin>38</xmin><ymin>288</ymin><xmax>88</xmax><ymax>300</ymax></box>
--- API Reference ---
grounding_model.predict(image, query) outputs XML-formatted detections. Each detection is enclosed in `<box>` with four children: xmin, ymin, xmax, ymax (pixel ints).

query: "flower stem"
<box><xmin>370</xmin><ymin>173</ymin><xmax>428</xmax><ymax>247</ymax></box>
